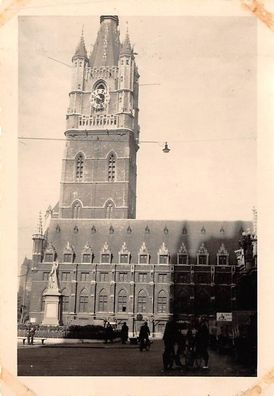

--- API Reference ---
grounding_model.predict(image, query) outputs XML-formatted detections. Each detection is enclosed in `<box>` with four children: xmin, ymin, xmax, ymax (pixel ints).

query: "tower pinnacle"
<box><xmin>72</xmin><ymin>28</ymin><xmax>88</xmax><ymax>60</ymax></box>
<box><xmin>120</xmin><ymin>28</ymin><xmax>132</xmax><ymax>57</ymax></box>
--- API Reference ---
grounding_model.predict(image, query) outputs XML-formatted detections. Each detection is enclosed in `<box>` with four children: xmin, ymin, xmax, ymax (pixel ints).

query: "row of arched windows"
<box><xmin>41</xmin><ymin>288</ymin><xmax>167</xmax><ymax>314</ymax></box>
<box><xmin>71</xmin><ymin>199</ymin><xmax>114</xmax><ymax>219</ymax></box>
<box><xmin>74</xmin><ymin>152</ymin><xmax>116</xmax><ymax>182</ymax></box>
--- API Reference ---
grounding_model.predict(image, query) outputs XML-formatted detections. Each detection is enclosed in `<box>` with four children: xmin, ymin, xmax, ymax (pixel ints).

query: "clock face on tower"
<box><xmin>90</xmin><ymin>84</ymin><xmax>110</xmax><ymax>111</ymax></box>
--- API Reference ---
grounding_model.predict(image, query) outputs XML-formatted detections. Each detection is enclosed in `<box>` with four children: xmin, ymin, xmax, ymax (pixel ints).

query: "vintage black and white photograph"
<box><xmin>16</xmin><ymin>13</ymin><xmax>258</xmax><ymax>379</ymax></box>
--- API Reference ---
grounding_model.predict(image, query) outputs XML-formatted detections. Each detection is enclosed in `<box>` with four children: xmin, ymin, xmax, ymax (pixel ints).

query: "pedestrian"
<box><xmin>162</xmin><ymin>319</ymin><xmax>178</xmax><ymax>369</ymax></box>
<box><xmin>185</xmin><ymin>325</ymin><xmax>195</xmax><ymax>369</ymax></box>
<box><xmin>139</xmin><ymin>321</ymin><xmax>150</xmax><ymax>351</ymax></box>
<box><xmin>27</xmin><ymin>325</ymin><xmax>36</xmax><ymax>345</ymax></box>
<box><xmin>174</xmin><ymin>329</ymin><xmax>184</xmax><ymax>368</ymax></box>
<box><xmin>121</xmin><ymin>322</ymin><xmax>129</xmax><ymax>344</ymax></box>
<box><xmin>195</xmin><ymin>317</ymin><xmax>210</xmax><ymax>369</ymax></box>
<box><xmin>104</xmin><ymin>322</ymin><xmax>114</xmax><ymax>343</ymax></box>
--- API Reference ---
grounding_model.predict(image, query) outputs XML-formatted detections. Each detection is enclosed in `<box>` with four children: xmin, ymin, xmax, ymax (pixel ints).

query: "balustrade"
<box><xmin>87</xmin><ymin>66</ymin><xmax>119</xmax><ymax>79</ymax></box>
<box><xmin>78</xmin><ymin>114</ymin><xmax>118</xmax><ymax>129</ymax></box>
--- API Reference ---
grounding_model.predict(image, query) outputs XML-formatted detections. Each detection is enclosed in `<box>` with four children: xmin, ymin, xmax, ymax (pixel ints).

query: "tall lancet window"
<box><xmin>76</xmin><ymin>153</ymin><xmax>84</xmax><ymax>181</ymax></box>
<box><xmin>105</xmin><ymin>201</ymin><xmax>114</xmax><ymax>218</ymax></box>
<box><xmin>72</xmin><ymin>201</ymin><xmax>81</xmax><ymax>219</ymax></box>
<box><xmin>108</xmin><ymin>153</ymin><xmax>116</xmax><ymax>181</ymax></box>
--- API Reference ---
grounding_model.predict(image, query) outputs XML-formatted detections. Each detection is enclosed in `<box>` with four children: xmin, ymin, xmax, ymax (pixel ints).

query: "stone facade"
<box><xmin>24</xmin><ymin>16</ymin><xmax>254</xmax><ymax>335</ymax></box>
<box><xmin>29</xmin><ymin>219</ymin><xmax>251</xmax><ymax>334</ymax></box>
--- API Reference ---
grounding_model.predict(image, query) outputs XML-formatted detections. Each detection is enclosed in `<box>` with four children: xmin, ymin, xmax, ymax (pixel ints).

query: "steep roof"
<box><xmin>45</xmin><ymin>219</ymin><xmax>251</xmax><ymax>265</ymax></box>
<box><xmin>89</xmin><ymin>16</ymin><xmax>120</xmax><ymax>67</ymax></box>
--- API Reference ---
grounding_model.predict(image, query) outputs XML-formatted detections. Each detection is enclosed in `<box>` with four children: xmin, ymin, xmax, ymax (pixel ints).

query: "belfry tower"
<box><xmin>59</xmin><ymin>15</ymin><xmax>140</xmax><ymax>219</ymax></box>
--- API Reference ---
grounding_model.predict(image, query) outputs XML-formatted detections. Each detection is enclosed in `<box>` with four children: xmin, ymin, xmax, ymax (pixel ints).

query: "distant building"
<box><xmin>21</xmin><ymin>15</ymin><xmax>254</xmax><ymax>335</ymax></box>
<box><xmin>18</xmin><ymin>257</ymin><xmax>32</xmax><ymax>323</ymax></box>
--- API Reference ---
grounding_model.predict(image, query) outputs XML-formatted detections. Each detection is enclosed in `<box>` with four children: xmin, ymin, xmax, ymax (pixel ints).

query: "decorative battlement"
<box><xmin>79</xmin><ymin>114</ymin><xmax>118</xmax><ymax>128</ymax></box>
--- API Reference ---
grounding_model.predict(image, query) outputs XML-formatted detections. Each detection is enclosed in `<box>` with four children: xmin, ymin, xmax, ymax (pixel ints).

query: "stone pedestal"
<box><xmin>42</xmin><ymin>291</ymin><xmax>61</xmax><ymax>326</ymax></box>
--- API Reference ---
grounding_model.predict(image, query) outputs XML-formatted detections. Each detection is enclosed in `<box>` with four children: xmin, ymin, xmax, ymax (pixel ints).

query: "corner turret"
<box><xmin>32</xmin><ymin>212</ymin><xmax>45</xmax><ymax>269</ymax></box>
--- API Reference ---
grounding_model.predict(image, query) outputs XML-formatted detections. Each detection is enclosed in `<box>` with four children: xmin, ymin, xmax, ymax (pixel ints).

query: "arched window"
<box><xmin>72</xmin><ymin>200</ymin><xmax>82</xmax><ymax>219</ymax></box>
<box><xmin>157</xmin><ymin>290</ymin><xmax>167</xmax><ymax>313</ymax></box>
<box><xmin>79</xmin><ymin>288</ymin><xmax>88</xmax><ymax>313</ymax></box>
<box><xmin>117</xmin><ymin>289</ymin><xmax>127</xmax><ymax>312</ymax></box>
<box><xmin>108</xmin><ymin>153</ymin><xmax>116</xmax><ymax>182</ymax></box>
<box><xmin>137</xmin><ymin>290</ymin><xmax>147</xmax><ymax>313</ymax></box>
<box><xmin>75</xmin><ymin>153</ymin><xmax>84</xmax><ymax>181</ymax></box>
<box><xmin>98</xmin><ymin>289</ymin><xmax>108</xmax><ymax>312</ymax></box>
<box><xmin>96</xmin><ymin>82</ymin><xmax>105</xmax><ymax>91</ymax></box>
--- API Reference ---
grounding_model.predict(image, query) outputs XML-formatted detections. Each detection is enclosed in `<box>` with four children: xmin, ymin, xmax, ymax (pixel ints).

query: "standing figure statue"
<box><xmin>48</xmin><ymin>260</ymin><xmax>59</xmax><ymax>289</ymax></box>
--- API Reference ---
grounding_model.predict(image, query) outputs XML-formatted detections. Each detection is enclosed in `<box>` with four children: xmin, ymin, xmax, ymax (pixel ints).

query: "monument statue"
<box><xmin>48</xmin><ymin>260</ymin><xmax>59</xmax><ymax>290</ymax></box>
<box><xmin>42</xmin><ymin>260</ymin><xmax>61</xmax><ymax>326</ymax></box>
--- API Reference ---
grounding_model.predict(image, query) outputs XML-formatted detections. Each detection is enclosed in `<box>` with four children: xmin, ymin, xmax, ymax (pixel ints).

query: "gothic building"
<box><xmin>25</xmin><ymin>15</ymin><xmax>253</xmax><ymax>335</ymax></box>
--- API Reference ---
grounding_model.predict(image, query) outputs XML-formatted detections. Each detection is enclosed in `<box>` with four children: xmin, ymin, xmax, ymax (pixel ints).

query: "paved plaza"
<box><xmin>17</xmin><ymin>340</ymin><xmax>256</xmax><ymax>377</ymax></box>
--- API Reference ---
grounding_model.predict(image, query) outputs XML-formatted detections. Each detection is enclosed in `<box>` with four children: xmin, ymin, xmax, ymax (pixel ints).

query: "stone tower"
<box><xmin>59</xmin><ymin>16</ymin><xmax>140</xmax><ymax>219</ymax></box>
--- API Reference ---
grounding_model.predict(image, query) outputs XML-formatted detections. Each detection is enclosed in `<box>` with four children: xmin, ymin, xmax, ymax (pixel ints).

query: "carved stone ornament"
<box><xmin>197</xmin><ymin>242</ymin><xmax>209</xmax><ymax>255</ymax></box>
<box><xmin>44</xmin><ymin>242</ymin><xmax>56</xmax><ymax>255</ymax></box>
<box><xmin>101</xmin><ymin>241</ymin><xmax>111</xmax><ymax>254</ymax></box>
<box><xmin>139</xmin><ymin>242</ymin><xmax>148</xmax><ymax>254</ymax></box>
<box><xmin>178</xmin><ymin>242</ymin><xmax>188</xmax><ymax>254</ymax></box>
<box><xmin>82</xmin><ymin>243</ymin><xmax>93</xmax><ymax>258</ymax></box>
<box><xmin>217</xmin><ymin>243</ymin><xmax>229</xmax><ymax>256</ymax></box>
<box><xmin>158</xmin><ymin>242</ymin><xmax>169</xmax><ymax>255</ymax></box>
<box><xmin>63</xmin><ymin>241</ymin><xmax>74</xmax><ymax>254</ymax></box>
<box><xmin>119</xmin><ymin>242</ymin><xmax>130</xmax><ymax>255</ymax></box>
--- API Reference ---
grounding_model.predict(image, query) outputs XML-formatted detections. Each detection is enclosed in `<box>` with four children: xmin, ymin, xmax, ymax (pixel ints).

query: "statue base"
<box><xmin>42</xmin><ymin>290</ymin><xmax>61</xmax><ymax>326</ymax></box>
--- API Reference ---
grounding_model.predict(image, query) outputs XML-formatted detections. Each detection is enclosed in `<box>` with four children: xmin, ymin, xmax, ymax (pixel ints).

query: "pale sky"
<box><xmin>18</xmin><ymin>16</ymin><xmax>257</xmax><ymax>264</ymax></box>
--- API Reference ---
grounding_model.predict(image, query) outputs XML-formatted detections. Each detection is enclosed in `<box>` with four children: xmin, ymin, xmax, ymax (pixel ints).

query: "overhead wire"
<box><xmin>18</xmin><ymin>136</ymin><xmax>256</xmax><ymax>143</ymax></box>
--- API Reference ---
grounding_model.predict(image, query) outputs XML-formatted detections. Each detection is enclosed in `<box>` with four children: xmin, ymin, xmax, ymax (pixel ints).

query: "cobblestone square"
<box><xmin>17</xmin><ymin>340</ymin><xmax>256</xmax><ymax>377</ymax></box>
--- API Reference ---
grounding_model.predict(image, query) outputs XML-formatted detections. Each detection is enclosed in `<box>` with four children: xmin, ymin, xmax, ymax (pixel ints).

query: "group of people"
<box><xmin>163</xmin><ymin>317</ymin><xmax>210</xmax><ymax>370</ymax></box>
<box><xmin>109</xmin><ymin>321</ymin><xmax>150</xmax><ymax>350</ymax></box>
<box><xmin>106</xmin><ymin>318</ymin><xmax>210</xmax><ymax>371</ymax></box>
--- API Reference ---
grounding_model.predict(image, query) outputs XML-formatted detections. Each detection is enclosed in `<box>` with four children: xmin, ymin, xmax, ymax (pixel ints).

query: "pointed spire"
<box><xmin>36</xmin><ymin>211</ymin><xmax>43</xmax><ymax>235</ymax></box>
<box><xmin>72</xmin><ymin>27</ymin><xmax>88</xmax><ymax>60</ymax></box>
<box><xmin>89</xmin><ymin>16</ymin><xmax>120</xmax><ymax>67</ymax></box>
<box><xmin>120</xmin><ymin>25</ymin><xmax>132</xmax><ymax>57</ymax></box>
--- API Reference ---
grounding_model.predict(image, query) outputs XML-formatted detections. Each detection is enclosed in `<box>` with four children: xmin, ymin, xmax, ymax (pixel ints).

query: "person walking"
<box><xmin>195</xmin><ymin>317</ymin><xmax>210</xmax><ymax>369</ymax></box>
<box><xmin>139</xmin><ymin>321</ymin><xmax>150</xmax><ymax>351</ymax></box>
<box><xmin>104</xmin><ymin>322</ymin><xmax>114</xmax><ymax>343</ymax></box>
<box><xmin>162</xmin><ymin>319</ymin><xmax>178</xmax><ymax>370</ymax></box>
<box><xmin>27</xmin><ymin>325</ymin><xmax>36</xmax><ymax>345</ymax></box>
<box><xmin>174</xmin><ymin>329</ymin><xmax>184</xmax><ymax>368</ymax></box>
<box><xmin>121</xmin><ymin>322</ymin><xmax>129</xmax><ymax>344</ymax></box>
